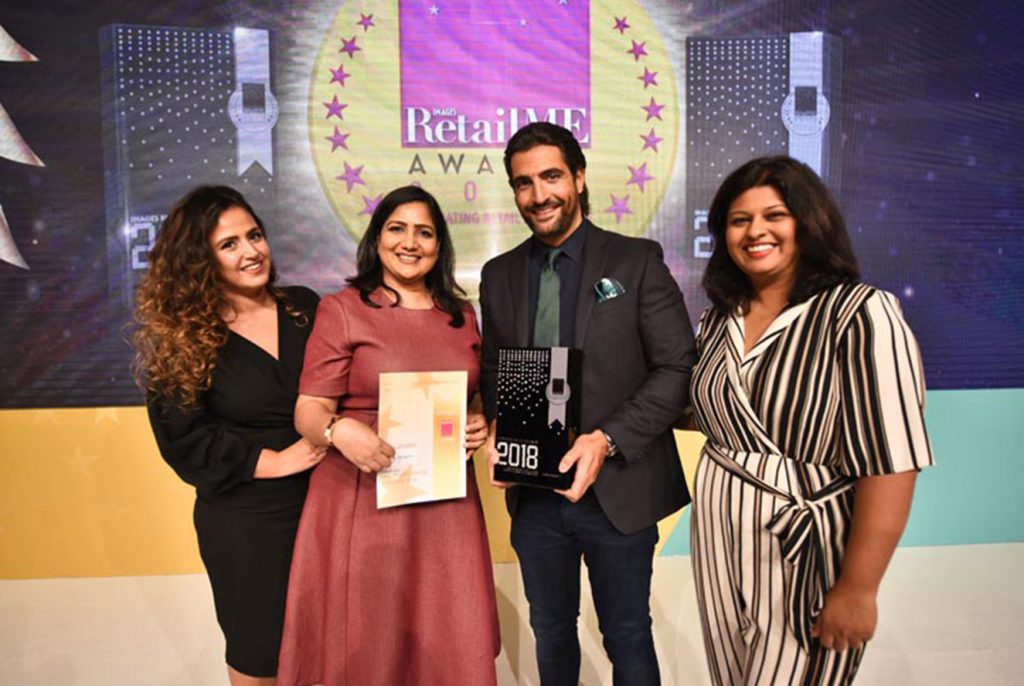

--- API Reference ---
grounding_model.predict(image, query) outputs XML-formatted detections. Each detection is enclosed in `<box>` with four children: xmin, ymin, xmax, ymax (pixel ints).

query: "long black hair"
<box><xmin>703</xmin><ymin>156</ymin><xmax>860</xmax><ymax>313</ymax></box>
<box><xmin>347</xmin><ymin>185</ymin><xmax>467</xmax><ymax>327</ymax></box>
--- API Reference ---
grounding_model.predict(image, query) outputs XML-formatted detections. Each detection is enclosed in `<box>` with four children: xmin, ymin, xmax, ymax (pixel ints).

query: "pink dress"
<box><xmin>277</xmin><ymin>287</ymin><xmax>500</xmax><ymax>686</ymax></box>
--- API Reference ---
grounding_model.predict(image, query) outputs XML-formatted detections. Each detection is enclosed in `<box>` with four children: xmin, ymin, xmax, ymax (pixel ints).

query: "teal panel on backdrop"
<box><xmin>661</xmin><ymin>508</ymin><xmax>691</xmax><ymax>556</ymax></box>
<box><xmin>659</xmin><ymin>388</ymin><xmax>1024</xmax><ymax>557</ymax></box>
<box><xmin>901</xmin><ymin>388</ymin><xmax>1024</xmax><ymax>546</ymax></box>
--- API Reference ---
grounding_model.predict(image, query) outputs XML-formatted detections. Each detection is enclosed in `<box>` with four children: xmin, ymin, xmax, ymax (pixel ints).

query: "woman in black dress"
<box><xmin>133</xmin><ymin>185</ymin><xmax>325</xmax><ymax>686</ymax></box>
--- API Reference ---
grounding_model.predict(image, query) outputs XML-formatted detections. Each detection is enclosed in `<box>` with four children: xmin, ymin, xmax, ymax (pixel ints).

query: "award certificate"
<box><xmin>376</xmin><ymin>371</ymin><xmax>467</xmax><ymax>509</ymax></box>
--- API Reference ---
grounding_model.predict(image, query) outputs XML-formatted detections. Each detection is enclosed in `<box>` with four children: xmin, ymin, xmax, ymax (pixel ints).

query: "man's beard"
<box><xmin>522</xmin><ymin>196</ymin><xmax>578</xmax><ymax>240</ymax></box>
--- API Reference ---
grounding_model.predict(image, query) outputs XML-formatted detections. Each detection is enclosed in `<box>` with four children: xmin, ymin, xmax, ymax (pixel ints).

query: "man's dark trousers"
<box><xmin>511</xmin><ymin>488</ymin><xmax>660</xmax><ymax>686</ymax></box>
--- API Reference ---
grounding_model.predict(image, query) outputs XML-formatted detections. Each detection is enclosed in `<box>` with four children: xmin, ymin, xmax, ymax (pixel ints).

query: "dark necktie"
<box><xmin>533</xmin><ymin>248</ymin><xmax>561</xmax><ymax>347</ymax></box>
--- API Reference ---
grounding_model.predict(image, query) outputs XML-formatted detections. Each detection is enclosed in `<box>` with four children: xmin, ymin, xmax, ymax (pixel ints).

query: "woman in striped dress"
<box><xmin>689</xmin><ymin>156</ymin><xmax>934</xmax><ymax>685</ymax></box>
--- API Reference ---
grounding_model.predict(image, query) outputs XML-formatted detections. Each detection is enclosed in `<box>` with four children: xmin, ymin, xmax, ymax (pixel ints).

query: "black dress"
<box><xmin>147</xmin><ymin>285</ymin><xmax>319</xmax><ymax>677</ymax></box>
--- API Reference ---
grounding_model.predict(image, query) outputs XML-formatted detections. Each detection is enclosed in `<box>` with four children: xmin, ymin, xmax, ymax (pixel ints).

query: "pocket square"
<box><xmin>594</xmin><ymin>277</ymin><xmax>626</xmax><ymax>303</ymax></box>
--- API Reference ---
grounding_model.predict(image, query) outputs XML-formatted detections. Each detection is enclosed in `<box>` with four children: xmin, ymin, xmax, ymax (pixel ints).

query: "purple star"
<box><xmin>329</xmin><ymin>64</ymin><xmax>351</xmax><ymax>86</ymax></box>
<box><xmin>626</xmin><ymin>162</ymin><xmax>655</xmax><ymax>192</ymax></box>
<box><xmin>613</xmin><ymin>17</ymin><xmax>630</xmax><ymax>34</ymax></box>
<box><xmin>339</xmin><ymin>36</ymin><xmax>360</xmax><ymax>58</ymax></box>
<box><xmin>605</xmin><ymin>194</ymin><xmax>632</xmax><ymax>224</ymax></box>
<box><xmin>323</xmin><ymin>95</ymin><xmax>348</xmax><ymax>120</ymax></box>
<box><xmin>639</xmin><ymin>67</ymin><xmax>658</xmax><ymax>89</ymax></box>
<box><xmin>336</xmin><ymin>162</ymin><xmax>366</xmax><ymax>193</ymax></box>
<box><xmin>640</xmin><ymin>128</ymin><xmax>663</xmax><ymax>153</ymax></box>
<box><xmin>325</xmin><ymin>127</ymin><xmax>350</xmax><ymax>152</ymax></box>
<box><xmin>628</xmin><ymin>40</ymin><xmax>648</xmax><ymax>61</ymax></box>
<box><xmin>641</xmin><ymin>97</ymin><xmax>665</xmax><ymax>121</ymax></box>
<box><xmin>360</xmin><ymin>193</ymin><xmax>384</xmax><ymax>216</ymax></box>
<box><xmin>357</xmin><ymin>13</ymin><xmax>375</xmax><ymax>31</ymax></box>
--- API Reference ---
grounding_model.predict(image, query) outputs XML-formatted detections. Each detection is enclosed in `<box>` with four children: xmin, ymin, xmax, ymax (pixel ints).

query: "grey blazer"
<box><xmin>480</xmin><ymin>222</ymin><xmax>696</xmax><ymax>534</ymax></box>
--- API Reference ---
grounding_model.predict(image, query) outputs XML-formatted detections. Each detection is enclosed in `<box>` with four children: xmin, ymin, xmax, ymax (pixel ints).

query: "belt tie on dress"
<box><xmin>704</xmin><ymin>441</ymin><xmax>856</xmax><ymax>650</ymax></box>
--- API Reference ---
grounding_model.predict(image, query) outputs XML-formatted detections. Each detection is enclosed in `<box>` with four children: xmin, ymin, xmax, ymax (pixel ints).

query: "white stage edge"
<box><xmin>1</xmin><ymin>544</ymin><xmax>1021</xmax><ymax>685</ymax></box>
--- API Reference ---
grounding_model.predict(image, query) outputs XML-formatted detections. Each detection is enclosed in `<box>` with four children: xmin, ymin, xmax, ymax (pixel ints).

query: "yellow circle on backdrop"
<box><xmin>310</xmin><ymin>0</ymin><xmax>679</xmax><ymax>300</ymax></box>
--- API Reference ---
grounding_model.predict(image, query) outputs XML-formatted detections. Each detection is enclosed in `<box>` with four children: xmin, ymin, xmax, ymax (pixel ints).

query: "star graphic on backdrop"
<box><xmin>94</xmin><ymin>408</ymin><xmax>121</xmax><ymax>426</ymax></box>
<box><xmin>336</xmin><ymin>162</ymin><xmax>366</xmax><ymax>192</ymax></box>
<box><xmin>640</xmin><ymin>128</ymin><xmax>663</xmax><ymax>153</ymax></box>
<box><xmin>357</xmin><ymin>13</ymin><xmax>375</xmax><ymax>31</ymax></box>
<box><xmin>520</xmin><ymin>18</ymin><xmax>529</xmax><ymax>27</ymax></box>
<box><xmin>628</xmin><ymin>40</ymin><xmax>648</xmax><ymax>61</ymax></box>
<box><xmin>605</xmin><ymin>194</ymin><xmax>633</xmax><ymax>224</ymax></box>
<box><xmin>559</xmin><ymin>0</ymin><xmax>569</xmax><ymax>5</ymax></box>
<box><xmin>32</xmin><ymin>409</ymin><xmax>59</xmax><ymax>425</ymax></box>
<box><xmin>339</xmin><ymin>36</ymin><xmax>361</xmax><ymax>58</ymax></box>
<box><xmin>66</xmin><ymin>444</ymin><xmax>101</xmax><ymax>478</ymax></box>
<box><xmin>639</xmin><ymin>67</ymin><xmax>658</xmax><ymax>88</ymax></box>
<box><xmin>326</xmin><ymin>127</ymin><xmax>350</xmax><ymax>151</ymax></box>
<box><xmin>360</xmin><ymin>193</ymin><xmax>383</xmax><ymax>216</ymax></box>
<box><xmin>613</xmin><ymin>17</ymin><xmax>630</xmax><ymax>34</ymax></box>
<box><xmin>429</xmin><ymin>4</ymin><xmax>440</xmax><ymax>16</ymax></box>
<box><xmin>626</xmin><ymin>162</ymin><xmax>655</xmax><ymax>192</ymax></box>
<box><xmin>329</xmin><ymin>64</ymin><xmax>351</xmax><ymax>86</ymax></box>
<box><xmin>323</xmin><ymin>95</ymin><xmax>348</xmax><ymax>119</ymax></box>
<box><xmin>642</xmin><ymin>97</ymin><xmax>665</xmax><ymax>121</ymax></box>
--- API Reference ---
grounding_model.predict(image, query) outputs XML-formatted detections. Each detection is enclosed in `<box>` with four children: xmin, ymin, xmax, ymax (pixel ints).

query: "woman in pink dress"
<box><xmin>277</xmin><ymin>186</ymin><xmax>500</xmax><ymax>686</ymax></box>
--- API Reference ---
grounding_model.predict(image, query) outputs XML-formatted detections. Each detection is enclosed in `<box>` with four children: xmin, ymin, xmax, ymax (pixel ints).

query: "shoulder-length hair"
<box><xmin>132</xmin><ymin>185</ymin><xmax>299</xmax><ymax>407</ymax></box>
<box><xmin>703</xmin><ymin>155</ymin><xmax>860</xmax><ymax>313</ymax></box>
<box><xmin>347</xmin><ymin>185</ymin><xmax>468</xmax><ymax>327</ymax></box>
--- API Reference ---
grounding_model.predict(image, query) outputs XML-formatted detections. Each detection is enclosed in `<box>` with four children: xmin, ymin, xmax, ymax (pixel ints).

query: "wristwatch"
<box><xmin>324</xmin><ymin>415</ymin><xmax>341</xmax><ymax>447</ymax></box>
<box><xmin>601</xmin><ymin>429</ymin><xmax>619</xmax><ymax>458</ymax></box>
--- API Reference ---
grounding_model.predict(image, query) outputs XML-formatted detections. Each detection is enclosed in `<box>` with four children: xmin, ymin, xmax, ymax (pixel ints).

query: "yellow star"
<box><xmin>378</xmin><ymin>466</ymin><xmax>427</xmax><ymax>508</ymax></box>
<box><xmin>32</xmin><ymin>409</ymin><xmax>59</xmax><ymax>425</ymax></box>
<box><xmin>94</xmin><ymin>407</ymin><xmax>122</xmax><ymax>426</ymax></box>
<box><xmin>377</xmin><ymin>401</ymin><xmax>403</xmax><ymax>439</ymax></box>
<box><xmin>411</xmin><ymin>372</ymin><xmax>437</xmax><ymax>398</ymax></box>
<box><xmin>65</xmin><ymin>443</ymin><xmax>101</xmax><ymax>478</ymax></box>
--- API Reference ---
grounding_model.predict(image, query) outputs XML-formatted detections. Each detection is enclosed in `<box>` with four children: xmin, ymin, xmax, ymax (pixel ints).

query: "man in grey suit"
<box><xmin>480</xmin><ymin>122</ymin><xmax>696</xmax><ymax>685</ymax></box>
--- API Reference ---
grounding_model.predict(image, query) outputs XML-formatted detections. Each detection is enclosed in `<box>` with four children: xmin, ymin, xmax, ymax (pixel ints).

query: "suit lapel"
<box><xmin>574</xmin><ymin>224</ymin><xmax>610</xmax><ymax>347</ymax></box>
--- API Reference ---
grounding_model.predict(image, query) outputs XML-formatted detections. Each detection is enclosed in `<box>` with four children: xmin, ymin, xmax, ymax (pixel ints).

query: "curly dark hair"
<box><xmin>132</xmin><ymin>185</ymin><xmax>301</xmax><ymax>407</ymax></box>
<box><xmin>503</xmin><ymin>122</ymin><xmax>590</xmax><ymax>216</ymax></box>
<box><xmin>347</xmin><ymin>185</ymin><xmax>468</xmax><ymax>327</ymax></box>
<box><xmin>703</xmin><ymin>156</ymin><xmax>860</xmax><ymax>313</ymax></box>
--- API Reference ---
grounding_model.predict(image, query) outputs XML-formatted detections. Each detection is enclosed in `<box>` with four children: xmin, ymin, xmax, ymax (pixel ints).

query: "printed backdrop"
<box><xmin>0</xmin><ymin>0</ymin><xmax>1021</xmax><ymax>407</ymax></box>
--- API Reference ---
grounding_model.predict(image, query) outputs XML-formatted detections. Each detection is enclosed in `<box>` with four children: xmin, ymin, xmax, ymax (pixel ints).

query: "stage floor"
<box><xmin>1</xmin><ymin>543</ymin><xmax>1021</xmax><ymax>685</ymax></box>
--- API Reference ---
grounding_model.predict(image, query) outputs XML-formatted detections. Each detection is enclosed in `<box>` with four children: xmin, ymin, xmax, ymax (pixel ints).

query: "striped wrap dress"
<box><xmin>689</xmin><ymin>283</ymin><xmax>934</xmax><ymax>686</ymax></box>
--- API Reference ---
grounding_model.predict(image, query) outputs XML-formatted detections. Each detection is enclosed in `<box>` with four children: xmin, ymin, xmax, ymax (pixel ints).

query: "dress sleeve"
<box><xmin>147</xmin><ymin>394</ymin><xmax>262</xmax><ymax>493</ymax></box>
<box><xmin>299</xmin><ymin>293</ymin><xmax>353</xmax><ymax>399</ymax></box>
<box><xmin>836</xmin><ymin>290</ymin><xmax>934</xmax><ymax>477</ymax></box>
